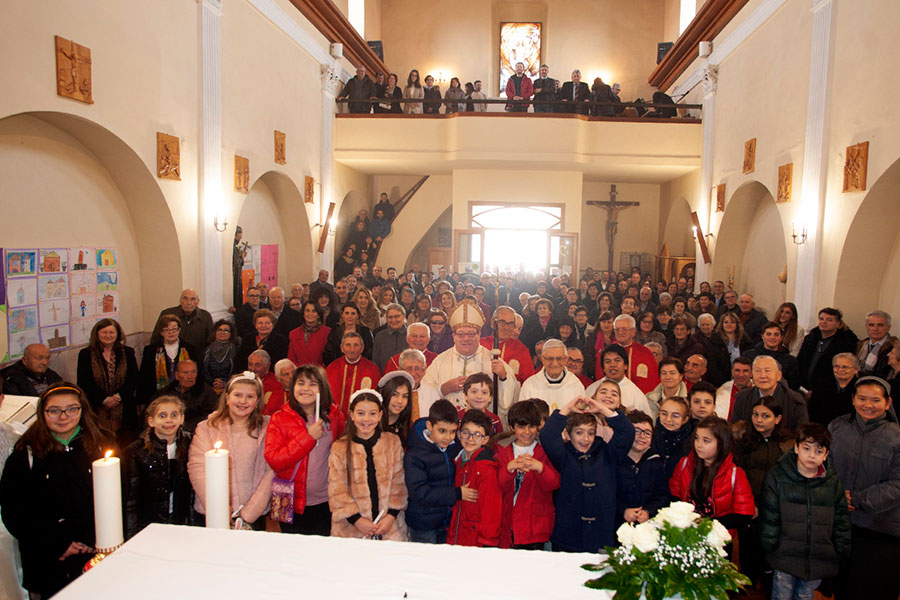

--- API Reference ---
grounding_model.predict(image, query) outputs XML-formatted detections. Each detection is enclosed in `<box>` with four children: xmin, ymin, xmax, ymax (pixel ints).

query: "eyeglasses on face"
<box><xmin>454</xmin><ymin>331</ymin><xmax>478</xmax><ymax>339</ymax></box>
<box><xmin>161</xmin><ymin>326</ymin><xmax>180</xmax><ymax>333</ymax></box>
<box><xmin>430</xmin><ymin>320</ymin><xmax>445</xmax><ymax>326</ymax></box>
<box><xmin>634</xmin><ymin>428</ymin><xmax>653</xmax><ymax>439</ymax></box>
<box><xmin>45</xmin><ymin>406</ymin><xmax>82</xmax><ymax>418</ymax></box>
<box><xmin>459</xmin><ymin>430</ymin><xmax>487</xmax><ymax>440</ymax></box>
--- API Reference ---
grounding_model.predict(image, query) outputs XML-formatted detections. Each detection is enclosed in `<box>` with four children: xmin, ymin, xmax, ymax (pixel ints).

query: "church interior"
<box><xmin>1</xmin><ymin>0</ymin><xmax>899</xmax><ymax>597</ymax></box>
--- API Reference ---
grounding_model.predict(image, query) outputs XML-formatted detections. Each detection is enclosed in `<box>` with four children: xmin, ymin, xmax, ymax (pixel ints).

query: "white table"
<box><xmin>57</xmin><ymin>524</ymin><xmax>613</xmax><ymax>599</ymax></box>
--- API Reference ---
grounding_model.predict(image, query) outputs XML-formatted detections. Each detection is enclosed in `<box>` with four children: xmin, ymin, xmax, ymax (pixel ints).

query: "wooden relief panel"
<box><xmin>304</xmin><ymin>176</ymin><xmax>315</xmax><ymax>204</ymax></box>
<box><xmin>274</xmin><ymin>130</ymin><xmax>286</xmax><ymax>164</ymax></box>
<box><xmin>716</xmin><ymin>184</ymin><xmax>726</xmax><ymax>213</ymax></box>
<box><xmin>156</xmin><ymin>132</ymin><xmax>181</xmax><ymax>180</ymax></box>
<box><xmin>55</xmin><ymin>35</ymin><xmax>93</xmax><ymax>104</ymax></box>
<box><xmin>742</xmin><ymin>138</ymin><xmax>756</xmax><ymax>174</ymax></box>
<box><xmin>777</xmin><ymin>163</ymin><xmax>792</xmax><ymax>203</ymax></box>
<box><xmin>234</xmin><ymin>155</ymin><xmax>250</xmax><ymax>193</ymax></box>
<box><xmin>843</xmin><ymin>141</ymin><xmax>869</xmax><ymax>192</ymax></box>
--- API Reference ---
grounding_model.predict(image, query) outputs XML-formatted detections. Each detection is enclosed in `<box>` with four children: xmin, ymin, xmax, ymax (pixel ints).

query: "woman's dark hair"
<box><xmin>407</xmin><ymin>69</ymin><xmax>421</xmax><ymax>89</ymax></box>
<box><xmin>300</xmin><ymin>300</ymin><xmax>324</xmax><ymax>324</ymax></box>
<box><xmin>379</xmin><ymin>375</ymin><xmax>413</xmax><ymax>444</ymax></box>
<box><xmin>17</xmin><ymin>382</ymin><xmax>112</xmax><ymax>459</ymax></box>
<box><xmin>88</xmin><ymin>318</ymin><xmax>129</xmax><ymax>394</ymax></box>
<box><xmin>154</xmin><ymin>313</ymin><xmax>182</xmax><ymax>338</ymax></box>
<box><xmin>450</xmin><ymin>76</ymin><xmax>461</xmax><ymax>88</ymax></box>
<box><xmin>310</xmin><ymin>286</ymin><xmax>339</xmax><ymax>314</ymax></box>
<box><xmin>289</xmin><ymin>365</ymin><xmax>332</xmax><ymax>423</ymax></box>
<box><xmin>658</xmin><ymin>356</ymin><xmax>684</xmax><ymax>376</ymax></box>
<box><xmin>774</xmin><ymin>302</ymin><xmax>800</xmax><ymax>350</ymax></box>
<box><xmin>208</xmin><ymin>319</ymin><xmax>236</xmax><ymax>344</ymax></box>
<box><xmin>690</xmin><ymin>417</ymin><xmax>734</xmax><ymax>505</ymax></box>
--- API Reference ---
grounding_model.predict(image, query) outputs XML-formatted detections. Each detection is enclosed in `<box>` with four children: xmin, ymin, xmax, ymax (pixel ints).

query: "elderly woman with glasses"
<box><xmin>139</xmin><ymin>314</ymin><xmax>198</xmax><ymax>407</ymax></box>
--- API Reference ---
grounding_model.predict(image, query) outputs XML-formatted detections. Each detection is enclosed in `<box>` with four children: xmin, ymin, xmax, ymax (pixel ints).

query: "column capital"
<box><xmin>701</xmin><ymin>64</ymin><xmax>718</xmax><ymax>95</ymax></box>
<box><xmin>321</xmin><ymin>63</ymin><xmax>343</xmax><ymax>96</ymax></box>
<box><xmin>199</xmin><ymin>0</ymin><xmax>223</xmax><ymax>15</ymax></box>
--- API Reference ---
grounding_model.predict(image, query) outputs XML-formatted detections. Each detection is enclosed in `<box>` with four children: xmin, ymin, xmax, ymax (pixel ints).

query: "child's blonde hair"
<box><xmin>209</xmin><ymin>372</ymin><xmax>265</xmax><ymax>437</ymax></box>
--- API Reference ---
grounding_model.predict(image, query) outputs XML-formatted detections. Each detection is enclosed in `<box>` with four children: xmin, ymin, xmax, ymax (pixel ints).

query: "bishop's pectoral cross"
<box><xmin>587</xmin><ymin>184</ymin><xmax>640</xmax><ymax>271</ymax></box>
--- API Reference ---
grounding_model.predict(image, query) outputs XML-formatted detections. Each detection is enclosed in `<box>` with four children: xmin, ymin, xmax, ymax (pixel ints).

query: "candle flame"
<box><xmin>104</xmin><ymin>450</ymin><xmax>113</xmax><ymax>460</ymax></box>
<box><xmin>214</xmin><ymin>441</ymin><xmax>223</xmax><ymax>451</ymax></box>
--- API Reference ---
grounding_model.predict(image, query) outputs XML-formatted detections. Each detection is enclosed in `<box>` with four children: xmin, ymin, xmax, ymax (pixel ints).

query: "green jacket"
<box><xmin>758</xmin><ymin>449</ymin><xmax>851</xmax><ymax>580</ymax></box>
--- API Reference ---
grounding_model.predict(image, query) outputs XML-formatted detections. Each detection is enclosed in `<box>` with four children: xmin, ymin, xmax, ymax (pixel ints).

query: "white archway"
<box><xmin>712</xmin><ymin>181</ymin><xmax>787</xmax><ymax>314</ymax></box>
<box><xmin>834</xmin><ymin>155</ymin><xmax>900</xmax><ymax>331</ymax></box>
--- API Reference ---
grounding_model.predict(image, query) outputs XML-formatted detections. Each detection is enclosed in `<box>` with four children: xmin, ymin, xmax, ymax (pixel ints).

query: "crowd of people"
<box><xmin>0</xmin><ymin>265</ymin><xmax>898</xmax><ymax>599</ymax></box>
<box><xmin>337</xmin><ymin>64</ymin><xmax>677</xmax><ymax>118</ymax></box>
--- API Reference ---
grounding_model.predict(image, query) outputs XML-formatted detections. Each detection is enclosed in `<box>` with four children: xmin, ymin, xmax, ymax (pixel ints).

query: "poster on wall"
<box><xmin>6</xmin><ymin>278</ymin><xmax>37</xmax><ymax>308</ymax></box>
<box><xmin>96</xmin><ymin>291</ymin><xmax>119</xmax><ymax>316</ymax></box>
<box><xmin>39</xmin><ymin>249</ymin><xmax>68</xmax><ymax>274</ymax></box>
<box><xmin>70</xmin><ymin>318</ymin><xmax>96</xmax><ymax>347</ymax></box>
<box><xmin>5</xmin><ymin>250</ymin><xmax>38</xmax><ymax>278</ymax></box>
<box><xmin>8</xmin><ymin>305</ymin><xmax>39</xmax><ymax>361</ymax></box>
<box><xmin>97</xmin><ymin>271</ymin><xmax>117</xmax><ymax>292</ymax></box>
<box><xmin>499</xmin><ymin>22</ymin><xmax>541</xmax><ymax>93</ymax></box>
<box><xmin>260</xmin><ymin>245</ymin><xmax>278</xmax><ymax>289</ymax></box>
<box><xmin>95</xmin><ymin>248</ymin><xmax>117</xmax><ymax>270</ymax></box>
<box><xmin>69</xmin><ymin>247</ymin><xmax>95</xmax><ymax>271</ymax></box>
<box><xmin>41</xmin><ymin>324</ymin><xmax>69</xmax><ymax>350</ymax></box>
<box><xmin>70</xmin><ymin>271</ymin><xmax>96</xmax><ymax>295</ymax></box>
<box><xmin>38</xmin><ymin>274</ymin><xmax>69</xmax><ymax>301</ymax></box>
<box><xmin>0</xmin><ymin>305</ymin><xmax>7</xmax><ymax>363</ymax></box>
<box><xmin>71</xmin><ymin>295</ymin><xmax>96</xmax><ymax>319</ymax></box>
<box><xmin>39</xmin><ymin>298</ymin><xmax>70</xmax><ymax>327</ymax></box>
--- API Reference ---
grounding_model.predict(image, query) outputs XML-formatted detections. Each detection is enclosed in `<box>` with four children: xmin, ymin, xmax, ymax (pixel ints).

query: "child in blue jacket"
<box><xmin>540</xmin><ymin>392</ymin><xmax>635</xmax><ymax>552</ymax></box>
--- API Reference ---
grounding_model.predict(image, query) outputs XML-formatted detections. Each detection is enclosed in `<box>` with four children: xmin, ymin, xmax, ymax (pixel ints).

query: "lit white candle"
<box><xmin>315</xmin><ymin>392</ymin><xmax>320</xmax><ymax>422</ymax></box>
<box><xmin>92</xmin><ymin>450</ymin><xmax>123</xmax><ymax>552</ymax></box>
<box><xmin>204</xmin><ymin>441</ymin><xmax>230</xmax><ymax>529</ymax></box>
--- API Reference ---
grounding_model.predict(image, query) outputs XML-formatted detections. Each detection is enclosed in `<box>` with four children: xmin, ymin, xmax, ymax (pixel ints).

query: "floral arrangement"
<box><xmin>582</xmin><ymin>502</ymin><xmax>750</xmax><ymax>600</ymax></box>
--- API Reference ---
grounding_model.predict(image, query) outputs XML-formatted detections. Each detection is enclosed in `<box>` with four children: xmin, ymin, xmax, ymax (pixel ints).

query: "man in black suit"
<box><xmin>558</xmin><ymin>69</ymin><xmax>591</xmax><ymax>115</ymax></box>
<box><xmin>337</xmin><ymin>66</ymin><xmax>374</xmax><ymax>114</ymax></box>
<box><xmin>532</xmin><ymin>64</ymin><xmax>558</xmax><ymax>113</ymax></box>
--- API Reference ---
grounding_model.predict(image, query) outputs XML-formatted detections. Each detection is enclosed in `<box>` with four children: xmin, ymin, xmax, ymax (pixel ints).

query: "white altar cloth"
<box><xmin>57</xmin><ymin>524</ymin><xmax>613</xmax><ymax>599</ymax></box>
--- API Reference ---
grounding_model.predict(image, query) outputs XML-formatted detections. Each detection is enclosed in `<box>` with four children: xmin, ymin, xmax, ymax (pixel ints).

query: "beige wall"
<box><xmin>379</xmin><ymin>0</ymin><xmax>663</xmax><ymax>99</ymax></box>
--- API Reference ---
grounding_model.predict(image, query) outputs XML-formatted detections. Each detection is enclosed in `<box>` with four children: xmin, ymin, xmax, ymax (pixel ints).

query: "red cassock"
<box><xmin>384</xmin><ymin>348</ymin><xmax>436</xmax><ymax>373</ymax></box>
<box><xmin>261</xmin><ymin>372</ymin><xmax>283</xmax><ymax>415</ymax></box>
<box><xmin>621</xmin><ymin>342</ymin><xmax>660</xmax><ymax>394</ymax></box>
<box><xmin>325</xmin><ymin>356</ymin><xmax>382</xmax><ymax>416</ymax></box>
<box><xmin>480</xmin><ymin>337</ymin><xmax>535</xmax><ymax>384</ymax></box>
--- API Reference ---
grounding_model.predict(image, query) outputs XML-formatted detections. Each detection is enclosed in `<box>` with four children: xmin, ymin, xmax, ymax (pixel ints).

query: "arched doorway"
<box><xmin>713</xmin><ymin>181</ymin><xmax>788</xmax><ymax>314</ymax></box>
<box><xmin>335</xmin><ymin>189</ymin><xmax>368</xmax><ymax>260</ymax></box>
<box><xmin>0</xmin><ymin>111</ymin><xmax>182</xmax><ymax>337</ymax></box>
<box><xmin>834</xmin><ymin>155</ymin><xmax>900</xmax><ymax>330</ymax></box>
<box><xmin>236</xmin><ymin>171</ymin><xmax>315</xmax><ymax>290</ymax></box>
<box><xmin>661</xmin><ymin>197</ymin><xmax>695</xmax><ymax>258</ymax></box>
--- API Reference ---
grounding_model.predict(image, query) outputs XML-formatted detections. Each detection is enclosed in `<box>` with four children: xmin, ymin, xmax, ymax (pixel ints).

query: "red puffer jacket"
<box><xmin>264</xmin><ymin>403</ymin><xmax>346</xmax><ymax>513</ymax></box>
<box><xmin>447</xmin><ymin>446</ymin><xmax>502</xmax><ymax>547</ymax></box>
<box><xmin>669</xmin><ymin>452</ymin><xmax>755</xmax><ymax>518</ymax></box>
<box><xmin>495</xmin><ymin>442</ymin><xmax>560</xmax><ymax>548</ymax></box>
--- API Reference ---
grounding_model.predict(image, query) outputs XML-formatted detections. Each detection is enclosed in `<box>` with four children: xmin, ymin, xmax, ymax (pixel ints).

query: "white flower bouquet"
<box><xmin>582</xmin><ymin>502</ymin><xmax>750</xmax><ymax>599</ymax></box>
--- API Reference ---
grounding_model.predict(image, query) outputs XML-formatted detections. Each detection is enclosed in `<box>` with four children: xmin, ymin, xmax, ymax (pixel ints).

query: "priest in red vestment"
<box><xmin>325</xmin><ymin>331</ymin><xmax>381</xmax><ymax>416</ymax></box>
<box><xmin>611</xmin><ymin>314</ymin><xmax>660</xmax><ymax>394</ymax></box>
<box><xmin>480</xmin><ymin>306</ymin><xmax>535</xmax><ymax>384</ymax></box>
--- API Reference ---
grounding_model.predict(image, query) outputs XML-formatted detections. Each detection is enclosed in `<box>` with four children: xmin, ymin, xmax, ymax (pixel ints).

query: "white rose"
<box><xmin>657</xmin><ymin>502</ymin><xmax>699</xmax><ymax>529</ymax></box>
<box><xmin>616</xmin><ymin>522</ymin><xmax>635</xmax><ymax>547</ymax></box>
<box><xmin>707</xmin><ymin>519</ymin><xmax>731</xmax><ymax>552</ymax></box>
<box><xmin>632</xmin><ymin>521</ymin><xmax>660</xmax><ymax>553</ymax></box>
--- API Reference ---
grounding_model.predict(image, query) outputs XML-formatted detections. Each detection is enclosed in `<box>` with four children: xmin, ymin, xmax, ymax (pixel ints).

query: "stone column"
<box><xmin>694</xmin><ymin>62</ymin><xmax>718</xmax><ymax>287</ymax></box>
<box><xmin>319</xmin><ymin>62</ymin><xmax>343</xmax><ymax>277</ymax></box>
<box><xmin>795</xmin><ymin>0</ymin><xmax>834</xmax><ymax>327</ymax></box>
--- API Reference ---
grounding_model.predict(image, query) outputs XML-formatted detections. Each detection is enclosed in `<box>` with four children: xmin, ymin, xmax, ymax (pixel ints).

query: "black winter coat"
<box><xmin>403</xmin><ymin>418</ymin><xmax>461</xmax><ymax>531</ymax></box>
<box><xmin>797</xmin><ymin>327</ymin><xmax>859</xmax><ymax>393</ymax></box>
<box><xmin>615</xmin><ymin>449</ymin><xmax>670</xmax><ymax>525</ymax></box>
<box><xmin>0</xmin><ymin>434</ymin><xmax>100</xmax><ymax>596</ymax></box>
<box><xmin>650</xmin><ymin>419</ymin><xmax>694</xmax><ymax>480</ymax></box>
<box><xmin>521</xmin><ymin>315</ymin><xmax>560</xmax><ymax>356</ymax></box>
<box><xmin>758</xmin><ymin>450</ymin><xmax>852</xmax><ymax>580</ymax></box>
<box><xmin>124</xmin><ymin>429</ymin><xmax>193</xmax><ymax>539</ymax></box>
<box><xmin>735</xmin><ymin>430</ymin><xmax>794</xmax><ymax>498</ymax></box>
<box><xmin>77</xmin><ymin>345</ymin><xmax>140</xmax><ymax>433</ymax></box>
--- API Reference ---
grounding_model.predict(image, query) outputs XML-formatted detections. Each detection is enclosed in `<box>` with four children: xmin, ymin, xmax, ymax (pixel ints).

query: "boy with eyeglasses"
<box><xmin>446</xmin><ymin>410</ymin><xmax>501</xmax><ymax>547</ymax></box>
<box><xmin>615</xmin><ymin>410</ymin><xmax>669</xmax><ymax>526</ymax></box>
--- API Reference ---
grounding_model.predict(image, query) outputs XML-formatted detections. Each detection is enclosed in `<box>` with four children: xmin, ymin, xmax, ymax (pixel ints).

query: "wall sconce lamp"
<box><xmin>328</xmin><ymin>217</ymin><xmax>338</xmax><ymax>235</ymax></box>
<box><xmin>214</xmin><ymin>215</ymin><xmax>228</xmax><ymax>232</ymax></box>
<box><xmin>691</xmin><ymin>225</ymin><xmax>698</xmax><ymax>239</ymax></box>
<box><xmin>791</xmin><ymin>221</ymin><xmax>807</xmax><ymax>245</ymax></box>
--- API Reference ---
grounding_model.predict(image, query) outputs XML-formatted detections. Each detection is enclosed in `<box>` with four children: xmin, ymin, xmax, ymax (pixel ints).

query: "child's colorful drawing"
<box><xmin>5</xmin><ymin>250</ymin><xmax>37</xmax><ymax>278</ymax></box>
<box><xmin>39</xmin><ymin>249</ymin><xmax>68</xmax><ymax>274</ymax></box>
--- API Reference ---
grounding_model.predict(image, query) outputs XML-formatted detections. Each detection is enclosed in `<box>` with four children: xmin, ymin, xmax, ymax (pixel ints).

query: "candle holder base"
<box><xmin>82</xmin><ymin>543</ymin><xmax>122</xmax><ymax>573</ymax></box>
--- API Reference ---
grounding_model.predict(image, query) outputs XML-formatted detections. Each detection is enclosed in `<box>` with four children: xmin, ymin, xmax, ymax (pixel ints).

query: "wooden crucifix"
<box><xmin>587</xmin><ymin>184</ymin><xmax>640</xmax><ymax>270</ymax></box>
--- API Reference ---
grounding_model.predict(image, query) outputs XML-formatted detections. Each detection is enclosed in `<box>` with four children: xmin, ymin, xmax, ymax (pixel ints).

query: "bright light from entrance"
<box><xmin>484</xmin><ymin>229</ymin><xmax>547</xmax><ymax>274</ymax></box>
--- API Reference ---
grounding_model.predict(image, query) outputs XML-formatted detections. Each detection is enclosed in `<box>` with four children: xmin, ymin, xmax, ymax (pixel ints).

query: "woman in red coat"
<box><xmin>288</xmin><ymin>301</ymin><xmax>331</xmax><ymax>367</ymax></box>
<box><xmin>264</xmin><ymin>364</ymin><xmax>345</xmax><ymax>535</ymax></box>
<box><xmin>669</xmin><ymin>416</ymin><xmax>755</xmax><ymax>537</ymax></box>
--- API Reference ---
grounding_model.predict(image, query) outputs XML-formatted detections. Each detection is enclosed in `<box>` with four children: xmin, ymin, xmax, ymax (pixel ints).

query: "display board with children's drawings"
<box><xmin>1</xmin><ymin>247</ymin><xmax>120</xmax><ymax>361</ymax></box>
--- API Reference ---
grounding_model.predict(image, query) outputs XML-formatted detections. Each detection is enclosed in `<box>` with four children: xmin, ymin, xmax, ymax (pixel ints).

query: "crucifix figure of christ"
<box><xmin>586</xmin><ymin>184</ymin><xmax>640</xmax><ymax>271</ymax></box>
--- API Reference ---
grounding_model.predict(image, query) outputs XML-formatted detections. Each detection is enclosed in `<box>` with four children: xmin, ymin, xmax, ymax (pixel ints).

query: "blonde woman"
<box><xmin>355</xmin><ymin>287</ymin><xmax>382</xmax><ymax>330</ymax></box>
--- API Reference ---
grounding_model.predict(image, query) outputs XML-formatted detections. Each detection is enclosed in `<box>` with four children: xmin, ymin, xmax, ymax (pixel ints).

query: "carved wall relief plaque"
<box><xmin>843</xmin><ymin>141</ymin><xmax>869</xmax><ymax>192</ymax></box>
<box><xmin>304</xmin><ymin>176</ymin><xmax>315</xmax><ymax>204</ymax></box>
<box><xmin>716</xmin><ymin>184</ymin><xmax>726</xmax><ymax>212</ymax></box>
<box><xmin>234</xmin><ymin>155</ymin><xmax>250</xmax><ymax>193</ymax></box>
<box><xmin>55</xmin><ymin>35</ymin><xmax>93</xmax><ymax>104</ymax></box>
<box><xmin>777</xmin><ymin>163</ymin><xmax>792</xmax><ymax>203</ymax></box>
<box><xmin>742</xmin><ymin>138</ymin><xmax>756</xmax><ymax>174</ymax></box>
<box><xmin>274</xmin><ymin>130</ymin><xmax>286</xmax><ymax>165</ymax></box>
<box><xmin>156</xmin><ymin>132</ymin><xmax>181</xmax><ymax>180</ymax></box>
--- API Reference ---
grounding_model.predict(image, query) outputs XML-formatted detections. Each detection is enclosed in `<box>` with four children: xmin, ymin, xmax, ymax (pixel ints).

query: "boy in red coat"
<box><xmin>447</xmin><ymin>411</ymin><xmax>502</xmax><ymax>547</ymax></box>
<box><xmin>495</xmin><ymin>400</ymin><xmax>560</xmax><ymax>549</ymax></box>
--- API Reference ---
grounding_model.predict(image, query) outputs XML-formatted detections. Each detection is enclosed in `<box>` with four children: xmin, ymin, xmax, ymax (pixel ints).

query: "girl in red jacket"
<box><xmin>669</xmin><ymin>416</ymin><xmax>755</xmax><ymax>537</ymax></box>
<box><xmin>496</xmin><ymin>400</ymin><xmax>560</xmax><ymax>549</ymax></box>
<box><xmin>447</xmin><ymin>411</ymin><xmax>502</xmax><ymax>547</ymax></box>
<box><xmin>264</xmin><ymin>364</ymin><xmax>345</xmax><ymax>535</ymax></box>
